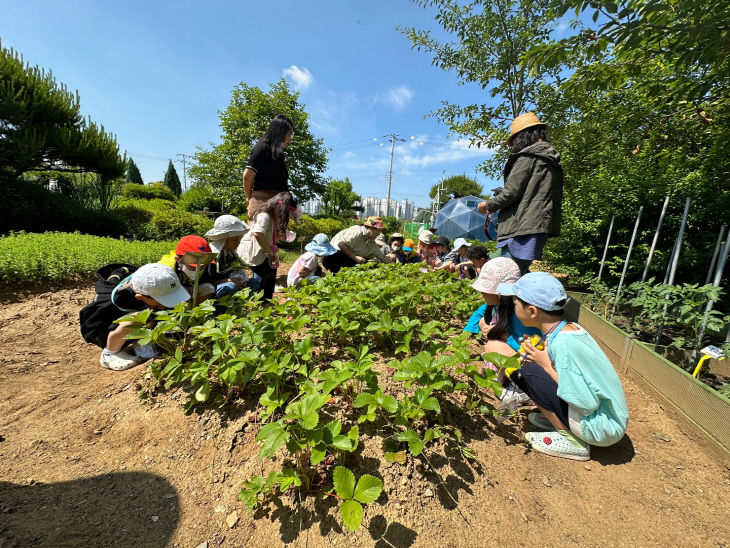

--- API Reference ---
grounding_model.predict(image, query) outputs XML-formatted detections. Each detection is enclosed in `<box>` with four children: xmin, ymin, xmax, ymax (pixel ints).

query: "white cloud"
<box><xmin>282</xmin><ymin>65</ymin><xmax>313</xmax><ymax>90</ymax></box>
<box><xmin>398</xmin><ymin>138</ymin><xmax>494</xmax><ymax>169</ymax></box>
<box><xmin>380</xmin><ymin>85</ymin><xmax>415</xmax><ymax>110</ymax></box>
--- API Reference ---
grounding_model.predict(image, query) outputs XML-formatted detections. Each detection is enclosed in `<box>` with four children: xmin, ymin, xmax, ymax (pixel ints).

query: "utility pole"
<box><xmin>385</xmin><ymin>133</ymin><xmax>405</xmax><ymax>217</ymax></box>
<box><xmin>176</xmin><ymin>153</ymin><xmax>190</xmax><ymax>193</ymax></box>
<box><xmin>431</xmin><ymin>170</ymin><xmax>445</xmax><ymax>224</ymax></box>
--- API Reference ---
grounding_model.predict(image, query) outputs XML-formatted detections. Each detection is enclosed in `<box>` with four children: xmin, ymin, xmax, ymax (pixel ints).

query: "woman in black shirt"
<box><xmin>243</xmin><ymin>114</ymin><xmax>294</xmax><ymax>213</ymax></box>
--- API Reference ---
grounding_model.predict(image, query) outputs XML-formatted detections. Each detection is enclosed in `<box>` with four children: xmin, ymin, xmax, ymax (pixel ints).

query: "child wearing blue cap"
<box><xmin>498</xmin><ymin>272</ymin><xmax>629</xmax><ymax>461</ymax></box>
<box><xmin>287</xmin><ymin>233</ymin><xmax>337</xmax><ymax>286</ymax></box>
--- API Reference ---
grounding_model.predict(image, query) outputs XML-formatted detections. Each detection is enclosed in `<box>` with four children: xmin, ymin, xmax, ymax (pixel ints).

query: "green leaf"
<box><xmin>353</xmin><ymin>392</ymin><xmax>377</xmax><ymax>408</ymax></box>
<box><xmin>384</xmin><ymin>450</ymin><xmax>407</xmax><ymax>464</ymax></box>
<box><xmin>420</xmin><ymin>397</ymin><xmax>441</xmax><ymax>414</ymax></box>
<box><xmin>339</xmin><ymin>499</ymin><xmax>363</xmax><ymax>532</ymax></box>
<box><xmin>333</xmin><ymin>466</ymin><xmax>356</xmax><ymax>499</ymax></box>
<box><xmin>397</xmin><ymin>430</ymin><xmax>424</xmax><ymax>456</ymax></box>
<box><xmin>310</xmin><ymin>443</ymin><xmax>327</xmax><ymax>466</ymax></box>
<box><xmin>331</xmin><ymin>435</ymin><xmax>355</xmax><ymax>451</ymax></box>
<box><xmin>194</xmin><ymin>382</ymin><xmax>210</xmax><ymax>402</ymax></box>
<box><xmin>257</xmin><ymin>422</ymin><xmax>288</xmax><ymax>459</ymax></box>
<box><xmin>353</xmin><ymin>474</ymin><xmax>383</xmax><ymax>504</ymax></box>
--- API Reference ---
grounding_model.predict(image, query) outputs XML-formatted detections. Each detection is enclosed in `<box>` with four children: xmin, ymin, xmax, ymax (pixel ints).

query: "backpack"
<box><xmin>79</xmin><ymin>264</ymin><xmax>138</xmax><ymax>348</ymax></box>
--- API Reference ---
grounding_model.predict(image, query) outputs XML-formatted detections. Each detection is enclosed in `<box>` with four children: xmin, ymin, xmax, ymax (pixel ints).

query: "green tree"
<box><xmin>164</xmin><ymin>160</ymin><xmax>182</xmax><ymax>197</ymax></box>
<box><xmin>0</xmin><ymin>41</ymin><xmax>126</xmax><ymax>180</ymax></box>
<box><xmin>126</xmin><ymin>158</ymin><xmax>143</xmax><ymax>184</ymax></box>
<box><xmin>401</xmin><ymin>0</ymin><xmax>560</xmax><ymax>175</ymax></box>
<box><xmin>188</xmin><ymin>79</ymin><xmax>328</xmax><ymax>212</ymax></box>
<box><xmin>429</xmin><ymin>174</ymin><xmax>483</xmax><ymax>208</ymax></box>
<box><xmin>320</xmin><ymin>178</ymin><xmax>362</xmax><ymax>217</ymax></box>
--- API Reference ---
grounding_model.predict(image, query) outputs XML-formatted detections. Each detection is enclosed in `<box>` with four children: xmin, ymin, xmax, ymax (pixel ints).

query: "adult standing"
<box><xmin>322</xmin><ymin>216</ymin><xmax>394</xmax><ymax>273</ymax></box>
<box><xmin>243</xmin><ymin>114</ymin><xmax>294</xmax><ymax>213</ymax></box>
<box><xmin>478</xmin><ymin>112</ymin><xmax>563</xmax><ymax>275</ymax></box>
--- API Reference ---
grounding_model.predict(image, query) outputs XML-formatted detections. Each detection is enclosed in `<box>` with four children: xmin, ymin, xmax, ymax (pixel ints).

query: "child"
<box><xmin>433</xmin><ymin>236</ymin><xmax>451</xmax><ymax>266</ymax></box>
<box><xmin>499</xmin><ymin>272</ymin><xmax>629</xmax><ymax>461</ymax></box>
<box><xmin>397</xmin><ymin>238</ymin><xmax>422</xmax><ymax>264</ymax></box>
<box><xmin>461</xmin><ymin>245</ymin><xmax>489</xmax><ymax>279</ymax></box>
<box><xmin>79</xmin><ymin>263</ymin><xmax>190</xmax><ymax>371</ymax></box>
<box><xmin>205</xmin><ymin>215</ymin><xmax>259</xmax><ymax>298</ymax></box>
<box><xmin>238</xmin><ymin>191</ymin><xmax>295</xmax><ymax>300</ymax></box>
<box><xmin>158</xmin><ymin>235</ymin><xmax>217</xmax><ymax>304</ymax></box>
<box><xmin>417</xmin><ymin>230</ymin><xmax>437</xmax><ymax>266</ymax></box>
<box><xmin>436</xmin><ymin>238</ymin><xmax>476</xmax><ymax>278</ymax></box>
<box><xmin>467</xmin><ymin>257</ymin><xmax>542</xmax><ymax>408</ymax></box>
<box><xmin>287</xmin><ymin>233</ymin><xmax>336</xmax><ymax>286</ymax></box>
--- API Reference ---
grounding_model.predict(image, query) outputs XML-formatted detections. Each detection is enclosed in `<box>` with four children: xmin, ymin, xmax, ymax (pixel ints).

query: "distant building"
<box><xmin>353</xmin><ymin>196</ymin><xmax>417</xmax><ymax>220</ymax></box>
<box><xmin>302</xmin><ymin>198</ymin><xmax>323</xmax><ymax>216</ymax></box>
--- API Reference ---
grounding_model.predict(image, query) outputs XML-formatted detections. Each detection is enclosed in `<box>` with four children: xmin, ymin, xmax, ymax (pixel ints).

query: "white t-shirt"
<box><xmin>237</xmin><ymin>212</ymin><xmax>273</xmax><ymax>267</ymax></box>
<box><xmin>287</xmin><ymin>252</ymin><xmax>318</xmax><ymax>286</ymax></box>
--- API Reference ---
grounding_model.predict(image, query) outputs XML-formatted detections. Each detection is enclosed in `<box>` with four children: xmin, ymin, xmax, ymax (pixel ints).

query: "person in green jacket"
<box><xmin>478</xmin><ymin>112</ymin><xmax>564</xmax><ymax>275</ymax></box>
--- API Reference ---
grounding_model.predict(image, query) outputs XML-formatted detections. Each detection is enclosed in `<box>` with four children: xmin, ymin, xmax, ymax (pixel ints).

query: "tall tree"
<box><xmin>320</xmin><ymin>178</ymin><xmax>362</xmax><ymax>217</ymax></box>
<box><xmin>0</xmin><ymin>41</ymin><xmax>126</xmax><ymax>180</ymax></box>
<box><xmin>164</xmin><ymin>160</ymin><xmax>182</xmax><ymax>197</ymax></box>
<box><xmin>429</xmin><ymin>174</ymin><xmax>483</xmax><ymax>208</ymax></box>
<box><xmin>126</xmin><ymin>158</ymin><xmax>143</xmax><ymax>184</ymax></box>
<box><xmin>188</xmin><ymin>79</ymin><xmax>328</xmax><ymax>211</ymax></box>
<box><xmin>400</xmin><ymin>0</ymin><xmax>560</xmax><ymax>175</ymax></box>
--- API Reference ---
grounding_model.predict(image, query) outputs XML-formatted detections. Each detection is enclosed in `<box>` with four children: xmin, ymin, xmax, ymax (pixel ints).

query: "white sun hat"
<box><xmin>205</xmin><ymin>214</ymin><xmax>249</xmax><ymax>239</ymax></box>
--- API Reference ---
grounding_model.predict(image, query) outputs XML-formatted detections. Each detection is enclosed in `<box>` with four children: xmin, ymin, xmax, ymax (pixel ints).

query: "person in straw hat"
<box><xmin>477</xmin><ymin>112</ymin><xmax>563</xmax><ymax>275</ymax></box>
<box><xmin>322</xmin><ymin>216</ymin><xmax>394</xmax><ymax>273</ymax></box>
<box><xmin>205</xmin><ymin>214</ymin><xmax>259</xmax><ymax>298</ymax></box>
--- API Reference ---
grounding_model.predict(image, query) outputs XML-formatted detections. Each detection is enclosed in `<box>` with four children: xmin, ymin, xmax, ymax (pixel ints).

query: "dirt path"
<box><xmin>0</xmin><ymin>285</ymin><xmax>729</xmax><ymax>547</ymax></box>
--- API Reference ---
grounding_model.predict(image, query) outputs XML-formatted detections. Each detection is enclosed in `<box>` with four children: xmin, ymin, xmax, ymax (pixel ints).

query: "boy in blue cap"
<box><xmin>498</xmin><ymin>272</ymin><xmax>629</xmax><ymax>461</ymax></box>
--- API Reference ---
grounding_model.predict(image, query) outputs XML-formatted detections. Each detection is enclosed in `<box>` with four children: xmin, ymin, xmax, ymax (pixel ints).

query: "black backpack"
<box><xmin>79</xmin><ymin>264</ymin><xmax>138</xmax><ymax>348</ymax></box>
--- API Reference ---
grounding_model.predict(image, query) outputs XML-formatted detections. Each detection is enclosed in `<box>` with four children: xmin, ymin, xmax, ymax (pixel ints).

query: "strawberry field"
<box><xmin>122</xmin><ymin>263</ymin><xmax>523</xmax><ymax>534</ymax></box>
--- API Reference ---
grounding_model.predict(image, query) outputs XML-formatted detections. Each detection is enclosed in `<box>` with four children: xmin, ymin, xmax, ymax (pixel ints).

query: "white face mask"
<box><xmin>391</xmin><ymin>243</ymin><xmax>402</xmax><ymax>251</ymax></box>
<box><xmin>180</xmin><ymin>264</ymin><xmax>199</xmax><ymax>280</ymax></box>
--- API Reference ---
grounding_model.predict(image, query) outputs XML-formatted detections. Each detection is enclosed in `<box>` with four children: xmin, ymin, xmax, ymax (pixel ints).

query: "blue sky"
<box><xmin>2</xmin><ymin>0</ymin><xmax>518</xmax><ymax>210</ymax></box>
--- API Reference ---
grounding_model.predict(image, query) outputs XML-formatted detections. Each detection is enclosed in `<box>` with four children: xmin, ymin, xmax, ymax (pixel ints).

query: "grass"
<box><xmin>0</xmin><ymin>232</ymin><xmax>177</xmax><ymax>282</ymax></box>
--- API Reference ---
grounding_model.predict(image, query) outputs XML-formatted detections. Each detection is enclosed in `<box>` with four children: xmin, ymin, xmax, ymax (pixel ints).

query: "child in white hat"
<box><xmin>80</xmin><ymin>263</ymin><xmax>190</xmax><ymax>371</ymax></box>
<box><xmin>205</xmin><ymin>215</ymin><xmax>260</xmax><ymax>297</ymax></box>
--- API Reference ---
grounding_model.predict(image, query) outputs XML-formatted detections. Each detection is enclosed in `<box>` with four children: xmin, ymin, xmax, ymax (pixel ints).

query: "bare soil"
<box><xmin>1</xmin><ymin>283</ymin><xmax>729</xmax><ymax>548</ymax></box>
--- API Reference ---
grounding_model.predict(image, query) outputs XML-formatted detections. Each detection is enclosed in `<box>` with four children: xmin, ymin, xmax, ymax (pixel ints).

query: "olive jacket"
<box><xmin>485</xmin><ymin>141</ymin><xmax>564</xmax><ymax>240</ymax></box>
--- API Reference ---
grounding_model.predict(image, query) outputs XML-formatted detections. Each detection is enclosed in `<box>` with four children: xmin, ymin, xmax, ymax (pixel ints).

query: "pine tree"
<box><xmin>126</xmin><ymin>158</ymin><xmax>143</xmax><ymax>184</ymax></box>
<box><xmin>0</xmin><ymin>40</ymin><xmax>126</xmax><ymax>179</ymax></box>
<box><xmin>164</xmin><ymin>160</ymin><xmax>182</xmax><ymax>196</ymax></box>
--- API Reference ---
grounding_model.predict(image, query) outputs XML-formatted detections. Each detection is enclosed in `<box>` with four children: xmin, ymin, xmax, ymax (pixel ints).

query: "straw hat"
<box><xmin>507</xmin><ymin>112</ymin><xmax>545</xmax><ymax>145</ymax></box>
<box><xmin>364</xmin><ymin>216</ymin><xmax>384</xmax><ymax>229</ymax></box>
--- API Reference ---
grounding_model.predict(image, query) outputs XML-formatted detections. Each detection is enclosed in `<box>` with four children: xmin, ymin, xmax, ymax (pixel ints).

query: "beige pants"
<box><xmin>247</xmin><ymin>190</ymin><xmax>279</xmax><ymax>214</ymax></box>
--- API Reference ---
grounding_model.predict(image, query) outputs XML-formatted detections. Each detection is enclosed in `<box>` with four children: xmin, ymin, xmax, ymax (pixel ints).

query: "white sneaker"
<box><xmin>496</xmin><ymin>383</ymin><xmax>532</xmax><ymax>410</ymax></box>
<box><xmin>100</xmin><ymin>350</ymin><xmax>143</xmax><ymax>371</ymax></box>
<box><xmin>525</xmin><ymin>431</ymin><xmax>590</xmax><ymax>461</ymax></box>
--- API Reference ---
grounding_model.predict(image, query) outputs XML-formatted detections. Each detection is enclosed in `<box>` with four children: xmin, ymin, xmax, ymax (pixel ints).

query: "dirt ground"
<box><xmin>1</xmin><ymin>282</ymin><xmax>729</xmax><ymax>548</ymax></box>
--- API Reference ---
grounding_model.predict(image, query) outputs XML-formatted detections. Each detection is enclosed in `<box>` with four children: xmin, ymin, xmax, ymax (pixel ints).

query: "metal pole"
<box><xmin>689</xmin><ymin>236</ymin><xmax>730</xmax><ymax>364</ymax></box>
<box><xmin>663</xmin><ymin>235</ymin><xmax>679</xmax><ymax>284</ymax></box>
<box><xmin>641</xmin><ymin>196</ymin><xmax>670</xmax><ymax>282</ymax></box>
<box><xmin>597</xmin><ymin>215</ymin><xmax>616</xmax><ymax>283</ymax></box>
<box><xmin>386</xmin><ymin>135</ymin><xmax>395</xmax><ymax>218</ymax></box>
<box><xmin>655</xmin><ymin>197</ymin><xmax>691</xmax><ymax>344</ymax></box>
<box><xmin>705</xmin><ymin>225</ymin><xmax>727</xmax><ymax>285</ymax></box>
<box><xmin>610</xmin><ymin>207</ymin><xmax>643</xmax><ymax>320</ymax></box>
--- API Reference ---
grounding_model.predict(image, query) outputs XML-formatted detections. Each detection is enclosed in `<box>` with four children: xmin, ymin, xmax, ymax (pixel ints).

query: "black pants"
<box><xmin>514</xmin><ymin>361</ymin><xmax>570</xmax><ymax>427</ymax></box>
<box><xmin>252</xmin><ymin>260</ymin><xmax>277</xmax><ymax>301</ymax></box>
<box><xmin>322</xmin><ymin>251</ymin><xmax>357</xmax><ymax>274</ymax></box>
